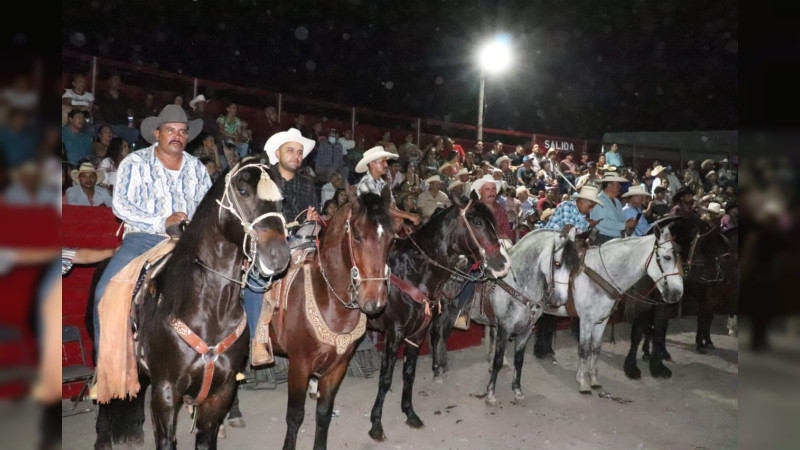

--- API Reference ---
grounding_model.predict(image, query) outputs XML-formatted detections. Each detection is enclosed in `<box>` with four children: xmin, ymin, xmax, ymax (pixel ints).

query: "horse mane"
<box><xmin>357</xmin><ymin>192</ymin><xmax>392</xmax><ymax>230</ymax></box>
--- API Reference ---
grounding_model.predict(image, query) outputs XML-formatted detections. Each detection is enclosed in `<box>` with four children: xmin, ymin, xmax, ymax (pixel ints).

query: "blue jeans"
<box><xmin>93</xmin><ymin>233</ymin><xmax>167</xmax><ymax>347</ymax></box>
<box><xmin>243</xmin><ymin>272</ymin><xmax>274</xmax><ymax>339</ymax></box>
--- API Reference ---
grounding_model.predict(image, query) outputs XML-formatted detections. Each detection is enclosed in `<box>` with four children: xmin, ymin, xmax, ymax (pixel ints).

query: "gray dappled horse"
<box><xmin>475</xmin><ymin>228</ymin><xmax>579</xmax><ymax>406</ymax></box>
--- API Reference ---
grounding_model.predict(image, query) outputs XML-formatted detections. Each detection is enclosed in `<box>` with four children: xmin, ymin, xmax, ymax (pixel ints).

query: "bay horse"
<box><xmin>269</xmin><ymin>190</ymin><xmax>394</xmax><ymax>450</ymax></box>
<box><xmin>94</xmin><ymin>159</ymin><xmax>290</xmax><ymax>449</ymax></box>
<box><xmin>623</xmin><ymin>217</ymin><xmax>733</xmax><ymax>380</ymax></box>
<box><xmin>540</xmin><ymin>225</ymin><xmax>684</xmax><ymax>393</ymax></box>
<box><xmin>366</xmin><ymin>197</ymin><xmax>511</xmax><ymax>442</ymax></box>
<box><xmin>476</xmin><ymin>228</ymin><xmax>580</xmax><ymax>406</ymax></box>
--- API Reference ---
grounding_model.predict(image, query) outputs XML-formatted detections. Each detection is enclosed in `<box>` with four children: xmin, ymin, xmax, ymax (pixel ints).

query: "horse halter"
<box><xmin>459</xmin><ymin>199</ymin><xmax>501</xmax><ymax>278</ymax></box>
<box><xmin>214</xmin><ymin>161</ymin><xmax>286</xmax><ymax>286</ymax></box>
<box><xmin>641</xmin><ymin>233</ymin><xmax>684</xmax><ymax>298</ymax></box>
<box><xmin>319</xmin><ymin>208</ymin><xmax>390</xmax><ymax>309</ymax></box>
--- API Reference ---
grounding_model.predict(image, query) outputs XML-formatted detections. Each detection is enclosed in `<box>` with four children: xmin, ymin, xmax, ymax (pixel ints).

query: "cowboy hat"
<box><xmin>702</xmin><ymin>202</ymin><xmax>724</xmax><ymax>216</ymax></box>
<box><xmin>540</xmin><ymin>208</ymin><xmax>556</xmax><ymax>222</ymax></box>
<box><xmin>651</xmin><ymin>165</ymin><xmax>666</xmax><ymax>177</ymax></box>
<box><xmin>495</xmin><ymin>155</ymin><xmax>511</xmax><ymax>165</ymax></box>
<box><xmin>574</xmin><ymin>185</ymin><xmax>602</xmax><ymax>204</ymax></box>
<box><xmin>599</xmin><ymin>171</ymin><xmax>628</xmax><ymax>183</ymax></box>
<box><xmin>706</xmin><ymin>170</ymin><xmax>717</xmax><ymax>176</ymax></box>
<box><xmin>622</xmin><ymin>184</ymin><xmax>649</xmax><ymax>198</ymax></box>
<box><xmin>263</xmin><ymin>128</ymin><xmax>316</xmax><ymax>165</ymax></box>
<box><xmin>425</xmin><ymin>174</ymin><xmax>443</xmax><ymax>185</ymax></box>
<box><xmin>456</xmin><ymin>167</ymin><xmax>470</xmax><ymax>177</ymax></box>
<box><xmin>545</xmin><ymin>148</ymin><xmax>556</xmax><ymax>158</ymax></box>
<box><xmin>355</xmin><ymin>146</ymin><xmax>398</xmax><ymax>173</ymax></box>
<box><xmin>438</xmin><ymin>162</ymin><xmax>456</xmax><ymax>175</ymax></box>
<box><xmin>470</xmin><ymin>174</ymin><xmax>502</xmax><ymax>198</ymax></box>
<box><xmin>70</xmin><ymin>162</ymin><xmax>105</xmax><ymax>185</ymax></box>
<box><xmin>188</xmin><ymin>94</ymin><xmax>209</xmax><ymax>110</ymax></box>
<box><xmin>140</xmin><ymin>104</ymin><xmax>203</xmax><ymax>144</ymax></box>
<box><xmin>447</xmin><ymin>180</ymin><xmax>465</xmax><ymax>192</ymax></box>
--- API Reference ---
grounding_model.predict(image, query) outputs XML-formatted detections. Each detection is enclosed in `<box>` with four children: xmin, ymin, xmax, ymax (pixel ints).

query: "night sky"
<box><xmin>62</xmin><ymin>0</ymin><xmax>738</xmax><ymax>139</ymax></box>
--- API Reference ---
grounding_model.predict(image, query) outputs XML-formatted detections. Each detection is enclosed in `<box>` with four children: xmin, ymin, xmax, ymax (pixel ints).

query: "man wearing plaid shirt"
<box><xmin>543</xmin><ymin>185</ymin><xmax>602</xmax><ymax>234</ymax></box>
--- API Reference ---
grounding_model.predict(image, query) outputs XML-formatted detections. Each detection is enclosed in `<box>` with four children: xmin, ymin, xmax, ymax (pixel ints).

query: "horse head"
<box><xmin>648</xmin><ymin>225</ymin><xmax>684</xmax><ymax>304</ymax></box>
<box><xmin>537</xmin><ymin>227</ymin><xmax>579</xmax><ymax>304</ymax></box>
<box><xmin>451</xmin><ymin>194</ymin><xmax>510</xmax><ymax>280</ymax></box>
<box><xmin>322</xmin><ymin>188</ymin><xmax>394</xmax><ymax>315</ymax></box>
<box><xmin>216</xmin><ymin>159</ymin><xmax>290</xmax><ymax>277</ymax></box>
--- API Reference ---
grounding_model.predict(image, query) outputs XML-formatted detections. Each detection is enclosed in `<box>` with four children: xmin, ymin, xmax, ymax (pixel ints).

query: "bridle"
<box><xmin>684</xmin><ymin>227</ymin><xmax>730</xmax><ymax>283</ymax></box>
<box><xmin>318</xmin><ymin>208</ymin><xmax>390</xmax><ymax>309</ymax></box>
<box><xmin>196</xmin><ymin>161</ymin><xmax>286</xmax><ymax>289</ymax></box>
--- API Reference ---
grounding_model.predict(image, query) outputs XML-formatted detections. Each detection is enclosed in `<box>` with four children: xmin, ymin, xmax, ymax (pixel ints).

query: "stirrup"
<box><xmin>250</xmin><ymin>339</ymin><xmax>273</xmax><ymax>366</ymax></box>
<box><xmin>453</xmin><ymin>314</ymin><xmax>470</xmax><ymax>331</ymax></box>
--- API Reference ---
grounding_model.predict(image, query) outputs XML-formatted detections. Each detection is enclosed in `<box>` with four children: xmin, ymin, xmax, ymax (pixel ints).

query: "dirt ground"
<box><xmin>61</xmin><ymin>315</ymin><xmax>738</xmax><ymax>450</ymax></box>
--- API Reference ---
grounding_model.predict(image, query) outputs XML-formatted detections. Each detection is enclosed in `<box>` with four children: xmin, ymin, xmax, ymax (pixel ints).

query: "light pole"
<box><xmin>477</xmin><ymin>36</ymin><xmax>512</xmax><ymax>141</ymax></box>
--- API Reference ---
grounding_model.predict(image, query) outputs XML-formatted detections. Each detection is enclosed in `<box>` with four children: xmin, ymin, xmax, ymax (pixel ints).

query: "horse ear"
<box><xmin>451</xmin><ymin>192</ymin><xmax>467</xmax><ymax>208</ymax></box>
<box><xmin>653</xmin><ymin>223</ymin><xmax>662</xmax><ymax>240</ymax></box>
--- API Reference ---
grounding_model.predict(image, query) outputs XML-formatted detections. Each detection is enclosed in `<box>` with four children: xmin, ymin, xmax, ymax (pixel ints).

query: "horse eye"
<box><xmin>663</xmin><ymin>256</ymin><xmax>672</xmax><ymax>261</ymax></box>
<box><xmin>353</xmin><ymin>233</ymin><xmax>362</xmax><ymax>242</ymax></box>
<box><xmin>474</xmin><ymin>219</ymin><xmax>483</xmax><ymax>226</ymax></box>
<box><xmin>237</xmin><ymin>188</ymin><xmax>249</xmax><ymax>196</ymax></box>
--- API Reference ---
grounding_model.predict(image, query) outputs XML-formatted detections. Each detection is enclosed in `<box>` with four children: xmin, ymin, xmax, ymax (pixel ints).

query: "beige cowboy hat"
<box><xmin>188</xmin><ymin>94</ymin><xmax>209</xmax><ymax>110</ymax></box>
<box><xmin>263</xmin><ymin>128</ymin><xmax>316</xmax><ymax>165</ymax></box>
<box><xmin>141</xmin><ymin>104</ymin><xmax>203</xmax><ymax>144</ymax></box>
<box><xmin>545</xmin><ymin>148</ymin><xmax>556</xmax><ymax>158</ymax></box>
<box><xmin>438</xmin><ymin>162</ymin><xmax>456</xmax><ymax>175</ymax></box>
<box><xmin>622</xmin><ymin>184</ymin><xmax>649</xmax><ymax>198</ymax></box>
<box><xmin>355</xmin><ymin>146</ymin><xmax>398</xmax><ymax>173</ymax></box>
<box><xmin>447</xmin><ymin>180</ymin><xmax>465</xmax><ymax>191</ymax></box>
<box><xmin>599</xmin><ymin>171</ymin><xmax>628</xmax><ymax>183</ymax></box>
<box><xmin>574</xmin><ymin>185</ymin><xmax>602</xmax><ymax>204</ymax></box>
<box><xmin>456</xmin><ymin>167</ymin><xmax>470</xmax><ymax>177</ymax></box>
<box><xmin>495</xmin><ymin>155</ymin><xmax>511</xmax><ymax>165</ymax></box>
<box><xmin>702</xmin><ymin>202</ymin><xmax>724</xmax><ymax>216</ymax></box>
<box><xmin>425</xmin><ymin>174</ymin><xmax>443</xmax><ymax>185</ymax></box>
<box><xmin>540</xmin><ymin>208</ymin><xmax>556</xmax><ymax>222</ymax></box>
<box><xmin>650</xmin><ymin>165</ymin><xmax>667</xmax><ymax>177</ymax></box>
<box><xmin>70</xmin><ymin>162</ymin><xmax>105</xmax><ymax>185</ymax></box>
<box><xmin>470</xmin><ymin>174</ymin><xmax>502</xmax><ymax>198</ymax></box>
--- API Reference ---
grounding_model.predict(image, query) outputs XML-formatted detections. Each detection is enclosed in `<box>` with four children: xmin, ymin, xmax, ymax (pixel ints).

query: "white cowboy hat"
<box><xmin>622</xmin><ymin>184</ymin><xmax>649</xmax><ymax>198</ymax></box>
<box><xmin>140</xmin><ymin>104</ymin><xmax>203</xmax><ymax>144</ymax></box>
<box><xmin>495</xmin><ymin>155</ymin><xmax>511</xmax><ymax>165</ymax></box>
<box><xmin>70</xmin><ymin>162</ymin><xmax>105</xmax><ymax>185</ymax></box>
<box><xmin>447</xmin><ymin>180</ymin><xmax>465</xmax><ymax>191</ymax></box>
<box><xmin>706</xmin><ymin>170</ymin><xmax>717</xmax><ymax>176</ymax></box>
<box><xmin>703</xmin><ymin>202</ymin><xmax>724</xmax><ymax>216</ymax></box>
<box><xmin>574</xmin><ymin>185</ymin><xmax>602</xmax><ymax>204</ymax></box>
<box><xmin>599</xmin><ymin>171</ymin><xmax>628</xmax><ymax>183</ymax></box>
<box><xmin>263</xmin><ymin>128</ymin><xmax>316</xmax><ymax>165</ymax></box>
<box><xmin>188</xmin><ymin>94</ymin><xmax>209</xmax><ymax>110</ymax></box>
<box><xmin>651</xmin><ymin>165</ymin><xmax>666</xmax><ymax>177</ymax></box>
<box><xmin>355</xmin><ymin>146</ymin><xmax>398</xmax><ymax>173</ymax></box>
<box><xmin>425</xmin><ymin>174</ymin><xmax>443</xmax><ymax>185</ymax></box>
<box><xmin>456</xmin><ymin>167</ymin><xmax>470</xmax><ymax>176</ymax></box>
<box><xmin>545</xmin><ymin>148</ymin><xmax>556</xmax><ymax>158</ymax></box>
<box><xmin>437</xmin><ymin>162</ymin><xmax>456</xmax><ymax>174</ymax></box>
<box><xmin>470</xmin><ymin>174</ymin><xmax>502</xmax><ymax>198</ymax></box>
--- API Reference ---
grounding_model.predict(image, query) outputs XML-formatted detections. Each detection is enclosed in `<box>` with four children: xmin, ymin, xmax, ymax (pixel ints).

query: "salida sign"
<box><xmin>531</xmin><ymin>136</ymin><xmax>584</xmax><ymax>154</ymax></box>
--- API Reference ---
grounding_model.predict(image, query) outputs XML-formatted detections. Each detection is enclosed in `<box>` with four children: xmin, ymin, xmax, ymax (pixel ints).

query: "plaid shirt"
<box><xmin>543</xmin><ymin>200</ymin><xmax>590</xmax><ymax>234</ymax></box>
<box><xmin>501</xmin><ymin>169</ymin><xmax>517</xmax><ymax>188</ymax></box>
<box><xmin>271</xmin><ymin>166</ymin><xmax>317</xmax><ymax>223</ymax></box>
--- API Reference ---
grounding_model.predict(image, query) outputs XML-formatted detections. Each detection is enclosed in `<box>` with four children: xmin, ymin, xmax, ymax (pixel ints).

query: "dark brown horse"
<box><xmin>269</xmin><ymin>190</ymin><xmax>394</xmax><ymax>450</ymax></box>
<box><xmin>94</xmin><ymin>160</ymin><xmax>290</xmax><ymax>449</ymax></box>
<box><xmin>366</xmin><ymin>197</ymin><xmax>510</xmax><ymax>442</ymax></box>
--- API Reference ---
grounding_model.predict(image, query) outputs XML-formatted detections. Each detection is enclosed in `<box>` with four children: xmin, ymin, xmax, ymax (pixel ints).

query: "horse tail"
<box><xmin>95</xmin><ymin>388</ymin><xmax>149</xmax><ymax>447</ymax></box>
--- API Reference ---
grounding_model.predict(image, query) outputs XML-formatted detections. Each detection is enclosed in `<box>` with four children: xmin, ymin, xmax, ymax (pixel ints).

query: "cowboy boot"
<box><xmin>251</xmin><ymin>339</ymin><xmax>271</xmax><ymax>366</ymax></box>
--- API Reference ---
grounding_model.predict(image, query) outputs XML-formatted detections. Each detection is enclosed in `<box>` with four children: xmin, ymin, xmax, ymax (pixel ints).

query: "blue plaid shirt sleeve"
<box><xmin>543</xmin><ymin>201</ymin><xmax>589</xmax><ymax>233</ymax></box>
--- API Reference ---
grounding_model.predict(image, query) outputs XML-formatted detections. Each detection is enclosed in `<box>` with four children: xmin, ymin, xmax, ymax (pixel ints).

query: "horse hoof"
<box><xmin>651</xmin><ymin>365</ymin><xmax>673</xmax><ymax>379</ymax></box>
<box><xmin>579</xmin><ymin>389</ymin><xmax>592</xmax><ymax>395</ymax></box>
<box><xmin>624</xmin><ymin>366</ymin><xmax>642</xmax><ymax>380</ymax></box>
<box><xmin>696</xmin><ymin>346</ymin><xmax>708</xmax><ymax>355</ymax></box>
<box><xmin>433</xmin><ymin>375</ymin><xmax>444</xmax><ymax>384</ymax></box>
<box><xmin>94</xmin><ymin>443</ymin><xmax>112</xmax><ymax>450</ymax></box>
<box><xmin>662</xmin><ymin>350</ymin><xmax>672</xmax><ymax>361</ymax></box>
<box><xmin>217</xmin><ymin>424</ymin><xmax>227</xmax><ymax>440</ymax></box>
<box><xmin>405</xmin><ymin>415</ymin><xmax>425</xmax><ymax>429</ymax></box>
<box><xmin>227</xmin><ymin>417</ymin><xmax>246</xmax><ymax>428</ymax></box>
<box><xmin>706</xmin><ymin>341</ymin><xmax>715</xmax><ymax>350</ymax></box>
<box><xmin>368</xmin><ymin>426</ymin><xmax>386</xmax><ymax>442</ymax></box>
<box><xmin>485</xmin><ymin>396</ymin><xmax>498</xmax><ymax>407</ymax></box>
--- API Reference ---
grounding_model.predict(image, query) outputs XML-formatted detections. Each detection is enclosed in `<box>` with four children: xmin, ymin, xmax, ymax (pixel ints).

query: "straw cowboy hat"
<box><xmin>574</xmin><ymin>185</ymin><xmax>602</xmax><ymax>204</ymax></box>
<box><xmin>651</xmin><ymin>165</ymin><xmax>667</xmax><ymax>177</ymax></box>
<box><xmin>545</xmin><ymin>148</ymin><xmax>556</xmax><ymax>158</ymax></box>
<box><xmin>438</xmin><ymin>162</ymin><xmax>457</xmax><ymax>175</ymax></box>
<box><xmin>470</xmin><ymin>174</ymin><xmax>502</xmax><ymax>198</ymax></box>
<box><xmin>447</xmin><ymin>180</ymin><xmax>465</xmax><ymax>192</ymax></box>
<box><xmin>702</xmin><ymin>202</ymin><xmax>724</xmax><ymax>216</ymax></box>
<box><xmin>70</xmin><ymin>162</ymin><xmax>105</xmax><ymax>185</ymax></box>
<box><xmin>455</xmin><ymin>167</ymin><xmax>470</xmax><ymax>177</ymax></box>
<box><xmin>188</xmin><ymin>94</ymin><xmax>209</xmax><ymax>110</ymax></box>
<box><xmin>355</xmin><ymin>146</ymin><xmax>398</xmax><ymax>173</ymax></box>
<box><xmin>495</xmin><ymin>155</ymin><xmax>511</xmax><ymax>165</ymax></box>
<box><xmin>540</xmin><ymin>208</ymin><xmax>556</xmax><ymax>222</ymax></box>
<box><xmin>263</xmin><ymin>128</ymin><xmax>316</xmax><ymax>165</ymax></box>
<box><xmin>622</xmin><ymin>184</ymin><xmax>649</xmax><ymax>198</ymax></box>
<box><xmin>425</xmin><ymin>174</ymin><xmax>443</xmax><ymax>185</ymax></box>
<box><xmin>141</xmin><ymin>104</ymin><xmax>203</xmax><ymax>144</ymax></box>
<box><xmin>599</xmin><ymin>171</ymin><xmax>628</xmax><ymax>183</ymax></box>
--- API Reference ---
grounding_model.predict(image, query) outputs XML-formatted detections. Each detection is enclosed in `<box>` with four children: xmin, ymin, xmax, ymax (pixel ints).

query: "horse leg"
<box><xmin>649</xmin><ymin>305</ymin><xmax>673</xmax><ymax>378</ymax></box>
<box><xmin>624</xmin><ymin>309</ymin><xmax>646</xmax><ymax>380</ymax></box>
<box><xmin>94</xmin><ymin>376</ymin><xmax>149</xmax><ymax>449</ymax></box>
<box><xmin>369</xmin><ymin>331</ymin><xmax>401</xmax><ymax>442</ymax></box>
<box><xmin>283</xmin><ymin>365</ymin><xmax>311</xmax><ymax>450</ymax></box>
<box><xmin>401</xmin><ymin>343</ymin><xmax>424</xmax><ymax>429</ymax></box>
<box><xmin>481</xmin><ymin>325</ymin><xmax>509</xmax><ymax>406</ymax></box>
<box><xmin>511</xmin><ymin>328</ymin><xmax>534</xmax><ymax>402</ymax></box>
<box><xmin>430</xmin><ymin>306</ymin><xmax>445</xmax><ymax>381</ymax></box>
<box><xmin>589</xmin><ymin>318</ymin><xmax>609</xmax><ymax>390</ymax></box>
<box><xmin>149</xmin><ymin>380</ymin><xmax>180</xmax><ymax>450</ymax></box>
<box><xmin>226</xmin><ymin>386</ymin><xmax>246</xmax><ymax>428</ymax></box>
<box><xmin>576</xmin><ymin>318</ymin><xmax>594</xmax><ymax>394</ymax></box>
<box><xmin>312</xmin><ymin>362</ymin><xmax>349</xmax><ymax>450</ymax></box>
<box><xmin>533</xmin><ymin>314</ymin><xmax>557</xmax><ymax>362</ymax></box>
<box><xmin>641</xmin><ymin>307</ymin><xmax>654</xmax><ymax>362</ymax></box>
<box><xmin>194</xmin><ymin>383</ymin><xmax>236</xmax><ymax>450</ymax></box>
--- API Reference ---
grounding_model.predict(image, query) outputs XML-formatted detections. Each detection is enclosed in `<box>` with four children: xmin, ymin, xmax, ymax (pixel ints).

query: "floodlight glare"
<box><xmin>479</xmin><ymin>38</ymin><xmax>512</xmax><ymax>74</ymax></box>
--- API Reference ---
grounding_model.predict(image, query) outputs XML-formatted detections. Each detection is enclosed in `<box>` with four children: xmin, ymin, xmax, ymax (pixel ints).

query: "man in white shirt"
<box><xmin>416</xmin><ymin>175</ymin><xmax>450</xmax><ymax>223</ymax></box>
<box><xmin>319</xmin><ymin>172</ymin><xmax>344</xmax><ymax>210</ymax></box>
